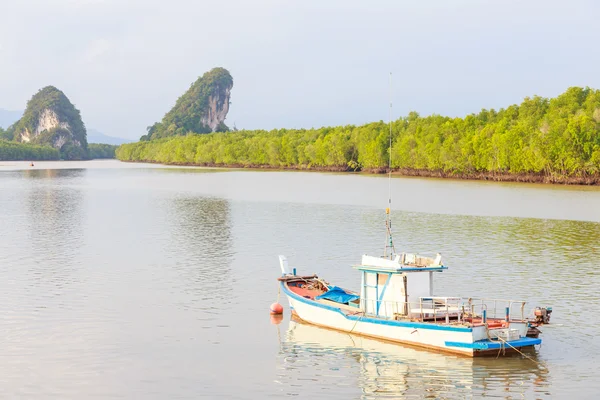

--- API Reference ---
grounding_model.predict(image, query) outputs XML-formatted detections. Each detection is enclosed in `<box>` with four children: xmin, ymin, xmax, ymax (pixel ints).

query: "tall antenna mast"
<box><xmin>384</xmin><ymin>72</ymin><xmax>396</xmax><ymax>259</ymax></box>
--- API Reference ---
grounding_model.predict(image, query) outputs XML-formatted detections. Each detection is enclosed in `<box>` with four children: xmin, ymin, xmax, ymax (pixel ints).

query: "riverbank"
<box><xmin>387</xmin><ymin>168</ymin><xmax>600</xmax><ymax>185</ymax></box>
<box><xmin>119</xmin><ymin>160</ymin><xmax>600</xmax><ymax>185</ymax></box>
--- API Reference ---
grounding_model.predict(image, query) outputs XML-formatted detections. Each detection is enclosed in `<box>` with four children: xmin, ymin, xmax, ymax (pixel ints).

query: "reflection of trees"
<box><xmin>22</xmin><ymin>168</ymin><xmax>83</xmax><ymax>180</ymax></box>
<box><xmin>499</xmin><ymin>218</ymin><xmax>600</xmax><ymax>261</ymax></box>
<box><xmin>388</xmin><ymin>211</ymin><xmax>600</xmax><ymax>262</ymax></box>
<box><xmin>165</xmin><ymin>196</ymin><xmax>233</xmax><ymax>304</ymax></box>
<box><xmin>279</xmin><ymin>319</ymin><xmax>549</xmax><ymax>398</ymax></box>
<box><xmin>384</xmin><ymin>211</ymin><xmax>600</xmax><ymax>302</ymax></box>
<box><xmin>23</xmin><ymin>169</ymin><xmax>86</xmax><ymax>291</ymax></box>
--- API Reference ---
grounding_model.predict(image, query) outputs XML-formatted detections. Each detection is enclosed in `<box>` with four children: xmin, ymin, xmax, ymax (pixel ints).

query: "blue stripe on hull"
<box><xmin>281</xmin><ymin>281</ymin><xmax>473</xmax><ymax>333</ymax></box>
<box><xmin>445</xmin><ymin>337</ymin><xmax>541</xmax><ymax>350</ymax></box>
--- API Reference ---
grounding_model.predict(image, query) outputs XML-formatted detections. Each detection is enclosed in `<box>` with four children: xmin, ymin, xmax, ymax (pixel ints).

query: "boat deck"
<box><xmin>285</xmin><ymin>279</ymin><xmax>363</xmax><ymax>313</ymax></box>
<box><xmin>287</xmin><ymin>283</ymin><xmax>324</xmax><ymax>300</ymax></box>
<box><xmin>283</xmin><ymin>278</ymin><xmax>526</xmax><ymax>328</ymax></box>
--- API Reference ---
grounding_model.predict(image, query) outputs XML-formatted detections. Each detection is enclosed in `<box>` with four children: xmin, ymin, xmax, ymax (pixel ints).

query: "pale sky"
<box><xmin>0</xmin><ymin>0</ymin><xmax>598</xmax><ymax>139</ymax></box>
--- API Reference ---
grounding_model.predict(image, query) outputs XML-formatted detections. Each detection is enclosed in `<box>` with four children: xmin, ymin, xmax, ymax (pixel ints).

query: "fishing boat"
<box><xmin>277</xmin><ymin>253</ymin><xmax>546</xmax><ymax>357</ymax></box>
<box><xmin>275</xmin><ymin>74</ymin><xmax>548</xmax><ymax>357</ymax></box>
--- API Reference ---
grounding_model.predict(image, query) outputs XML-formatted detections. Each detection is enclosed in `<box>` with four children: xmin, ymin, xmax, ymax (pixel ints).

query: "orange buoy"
<box><xmin>270</xmin><ymin>314</ymin><xmax>283</xmax><ymax>325</ymax></box>
<box><xmin>270</xmin><ymin>302</ymin><xmax>283</xmax><ymax>315</ymax></box>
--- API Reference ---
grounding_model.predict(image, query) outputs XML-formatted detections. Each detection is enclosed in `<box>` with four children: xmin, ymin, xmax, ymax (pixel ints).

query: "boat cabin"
<box><xmin>354</xmin><ymin>253</ymin><xmax>448</xmax><ymax>319</ymax></box>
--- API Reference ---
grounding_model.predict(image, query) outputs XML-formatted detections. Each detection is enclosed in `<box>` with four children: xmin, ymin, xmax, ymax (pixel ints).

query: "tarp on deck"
<box><xmin>315</xmin><ymin>286</ymin><xmax>360</xmax><ymax>304</ymax></box>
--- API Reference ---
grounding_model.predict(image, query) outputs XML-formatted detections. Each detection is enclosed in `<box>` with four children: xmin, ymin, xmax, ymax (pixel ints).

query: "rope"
<box><xmin>485</xmin><ymin>324</ymin><xmax>546</xmax><ymax>368</ymax></box>
<box><xmin>485</xmin><ymin>323</ymin><xmax>505</xmax><ymax>358</ymax></box>
<box><xmin>495</xmin><ymin>335</ymin><xmax>547</xmax><ymax>369</ymax></box>
<box><xmin>348</xmin><ymin>312</ymin><xmax>364</xmax><ymax>334</ymax></box>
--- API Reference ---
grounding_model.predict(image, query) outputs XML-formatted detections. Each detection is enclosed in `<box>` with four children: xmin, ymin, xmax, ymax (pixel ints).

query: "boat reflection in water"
<box><xmin>279</xmin><ymin>317</ymin><xmax>550</xmax><ymax>399</ymax></box>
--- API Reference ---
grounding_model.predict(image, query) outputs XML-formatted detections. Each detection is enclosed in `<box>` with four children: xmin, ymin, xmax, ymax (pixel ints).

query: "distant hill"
<box><xmin>2</xmin><ymin>108</ymin><xmax>130</xmax><ymax>146</ymax></box>
<box><xmin>143</xmin><ymin>67</ymin><xmax>233</xmax><ymax>141</ymax></box>
<box><xmin>87</xmin><ymin>128</ymin><xmax>132</xmax><ymax>145</ymax></box>
<box><xmin>7</xmin><ymin>86</ymin><xmax>88</xmax><ymax>160</ymax></box>
<box><xmin>0</xmin><ymin>109</ymin><xmax>22</xmax><ymax>128</ymax></box>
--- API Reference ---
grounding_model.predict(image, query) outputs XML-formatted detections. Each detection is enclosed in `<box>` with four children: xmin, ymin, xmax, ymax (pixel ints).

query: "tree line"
<box><xmin>1</xmin><ymin>129</ymin><xmax>118</xmax><ymax>161</ymax></box>
<box><xmin>116</xmin><ymin>87</ymin><xmax>600</xmax><ymax>179</ymax></box>
<box><xmin>0</xmin><ymin>138</ymin><xmax>60</xmax><ymax>160</ymax></box>
<box><xmin>88</xmin><ymin>143</ymin><xmax>117</xmax><ymax>159</ymax></box>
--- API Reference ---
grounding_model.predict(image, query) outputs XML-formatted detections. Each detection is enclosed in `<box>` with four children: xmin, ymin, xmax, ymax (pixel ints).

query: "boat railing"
<box><xmin>462</xmin><ymin>297</ymin><xmax>527</xmax><ymax>322</ymax></box>
<box><xmin>360</xmin><ymin>296</ymin><xmax>528</xmax><ymax>325</ymax></box>
<box><xmin>361</xmin><ymin>297</ymin><xmax>462</xmax><ymax>324</ymax></box>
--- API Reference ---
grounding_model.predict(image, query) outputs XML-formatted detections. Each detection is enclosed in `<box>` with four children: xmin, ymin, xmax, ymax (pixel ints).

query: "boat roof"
<box><xmin>353</xmin><ymin>254</ymin><xmax>448</xmax><ymax>274</ymax></box>
<box><xmin>353</xmin><ymin>264</ymin><xmax>447</xmax><ymax>273</ymax></box>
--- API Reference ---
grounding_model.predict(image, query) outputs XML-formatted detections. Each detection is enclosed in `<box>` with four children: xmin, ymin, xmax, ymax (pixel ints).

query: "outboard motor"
<box><xmin>534</xmin><ymin>307</ymin><xmax>552</xmax><ymax>324</ymax></box>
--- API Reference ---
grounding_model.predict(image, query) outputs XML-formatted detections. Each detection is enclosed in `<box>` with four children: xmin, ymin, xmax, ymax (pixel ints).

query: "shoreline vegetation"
<box><xmin>0</xmin><ymin>141</ymin><xmax>117</xmax><ymax>161</ymax></box>
<box><xmin>116</xmin><ymin>87</ymin><xmax>600</xmax><ymax>186</ymax></box>
<box><xmin>88</xmin><ymin>143</ymin><xmax>118</xmax><ymax>159</ymax></box>
<box><xmin>118</xmin><ymin>159</ymin><xmax>600</xmax><ymax>185</ymax></box>
<box><xmin>0</xmin><ymin>139</ymin><xmax>60</xmax><ymax>160</ymax></box>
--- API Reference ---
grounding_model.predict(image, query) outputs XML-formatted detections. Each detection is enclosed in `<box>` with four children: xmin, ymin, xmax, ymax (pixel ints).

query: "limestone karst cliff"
<box><xmin>7</xmin><ymin>86</ymin><xmax>88</xmax><ymax>159</ymax></box>
<box><xmin>142</xmin><ymin>67</ymin><xmax>233</xmax><ymax>141</ymax></box>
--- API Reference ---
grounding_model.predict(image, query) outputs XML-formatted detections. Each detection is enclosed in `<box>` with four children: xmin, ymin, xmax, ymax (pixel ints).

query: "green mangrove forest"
<box><xmin>0</xmin><ymin>140</ymin><xmax>117</xmax><ymax>161</ymax></box>
<box><xmin>88</xmin><ymin>143</ymin><xmax>118</xmax><ymax>159</ymax></box>
<box><xmin>0</xmin><ymin>139</ymin><xmax>117</xmax><ymax>161</ymax></box>
<box><xmin>116</xmin><ymin>87</ymin><xmax>600</xmax><ymax>184</ymax></box>
<box><xmin>0</xmin><ymin>137</ymin><xmax>60</xmax><ymax>161</ymax></box>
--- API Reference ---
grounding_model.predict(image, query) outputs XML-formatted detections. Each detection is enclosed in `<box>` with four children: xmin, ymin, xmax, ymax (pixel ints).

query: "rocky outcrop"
<box><xmin>201</xmin><ymin>86</ymin><xmax>231</xmax><ymax>132</ymax></box>
<box><xmin>143</xmin><ymin>67</ymin><xmax>233</xmax><ymax>140</ymax></box>
<box><xmin>8</xmin><ymin>86</ymin><xmax>88</xmax><ymax>159</ymax></box>
<box><xmin>19</xmin><ymin>109</ymin><xmax>71</xmax><ymax>143</ymax></box>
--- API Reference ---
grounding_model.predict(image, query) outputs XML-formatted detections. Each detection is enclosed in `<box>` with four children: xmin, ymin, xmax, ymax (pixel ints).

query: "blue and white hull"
<box><xmin>278</xmin><ymin>251</ymin><xmax>543</xmax><ymax>357</ymax></box>
<box><xmin>282</xmin><ymin>282</ymin><xmax>540</xmax><ymax>356</ymax></box>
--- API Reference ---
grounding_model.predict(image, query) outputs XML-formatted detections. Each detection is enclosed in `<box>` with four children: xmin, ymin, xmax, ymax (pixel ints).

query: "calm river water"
<box><xmin>0</xmin><ymin>160</ymin><xmax>599</xmax><ymax>399</ymax></box>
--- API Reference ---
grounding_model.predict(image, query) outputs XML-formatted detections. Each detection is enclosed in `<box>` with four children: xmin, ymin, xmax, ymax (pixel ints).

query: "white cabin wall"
<box><xmin>364</xmin><ymin>272</ymin><xmax>378</xmax><ymax>315</ymax></box>
<box><xmin>360</xmin><ymin>270</ymin><xmax>440</xmax><ymax>318</ymax></box>
<box><xmin>380</xmin><ymin>275</ymin><xmax>406</xmax><ymax>303</ymax></box>
<box><xmin>362</xmin><ymin>272</ymin><xmax>407</xmax><ymax>318</ymax></box>
<box><xmin>360</xmin><ymin>270</ymin><xmax>365</xmax><ymax>306</ymax></box>
<box><xmin>378</xmin><ymin>274</ymin><xmax>406</xmax><ymax>318</ymax></box>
